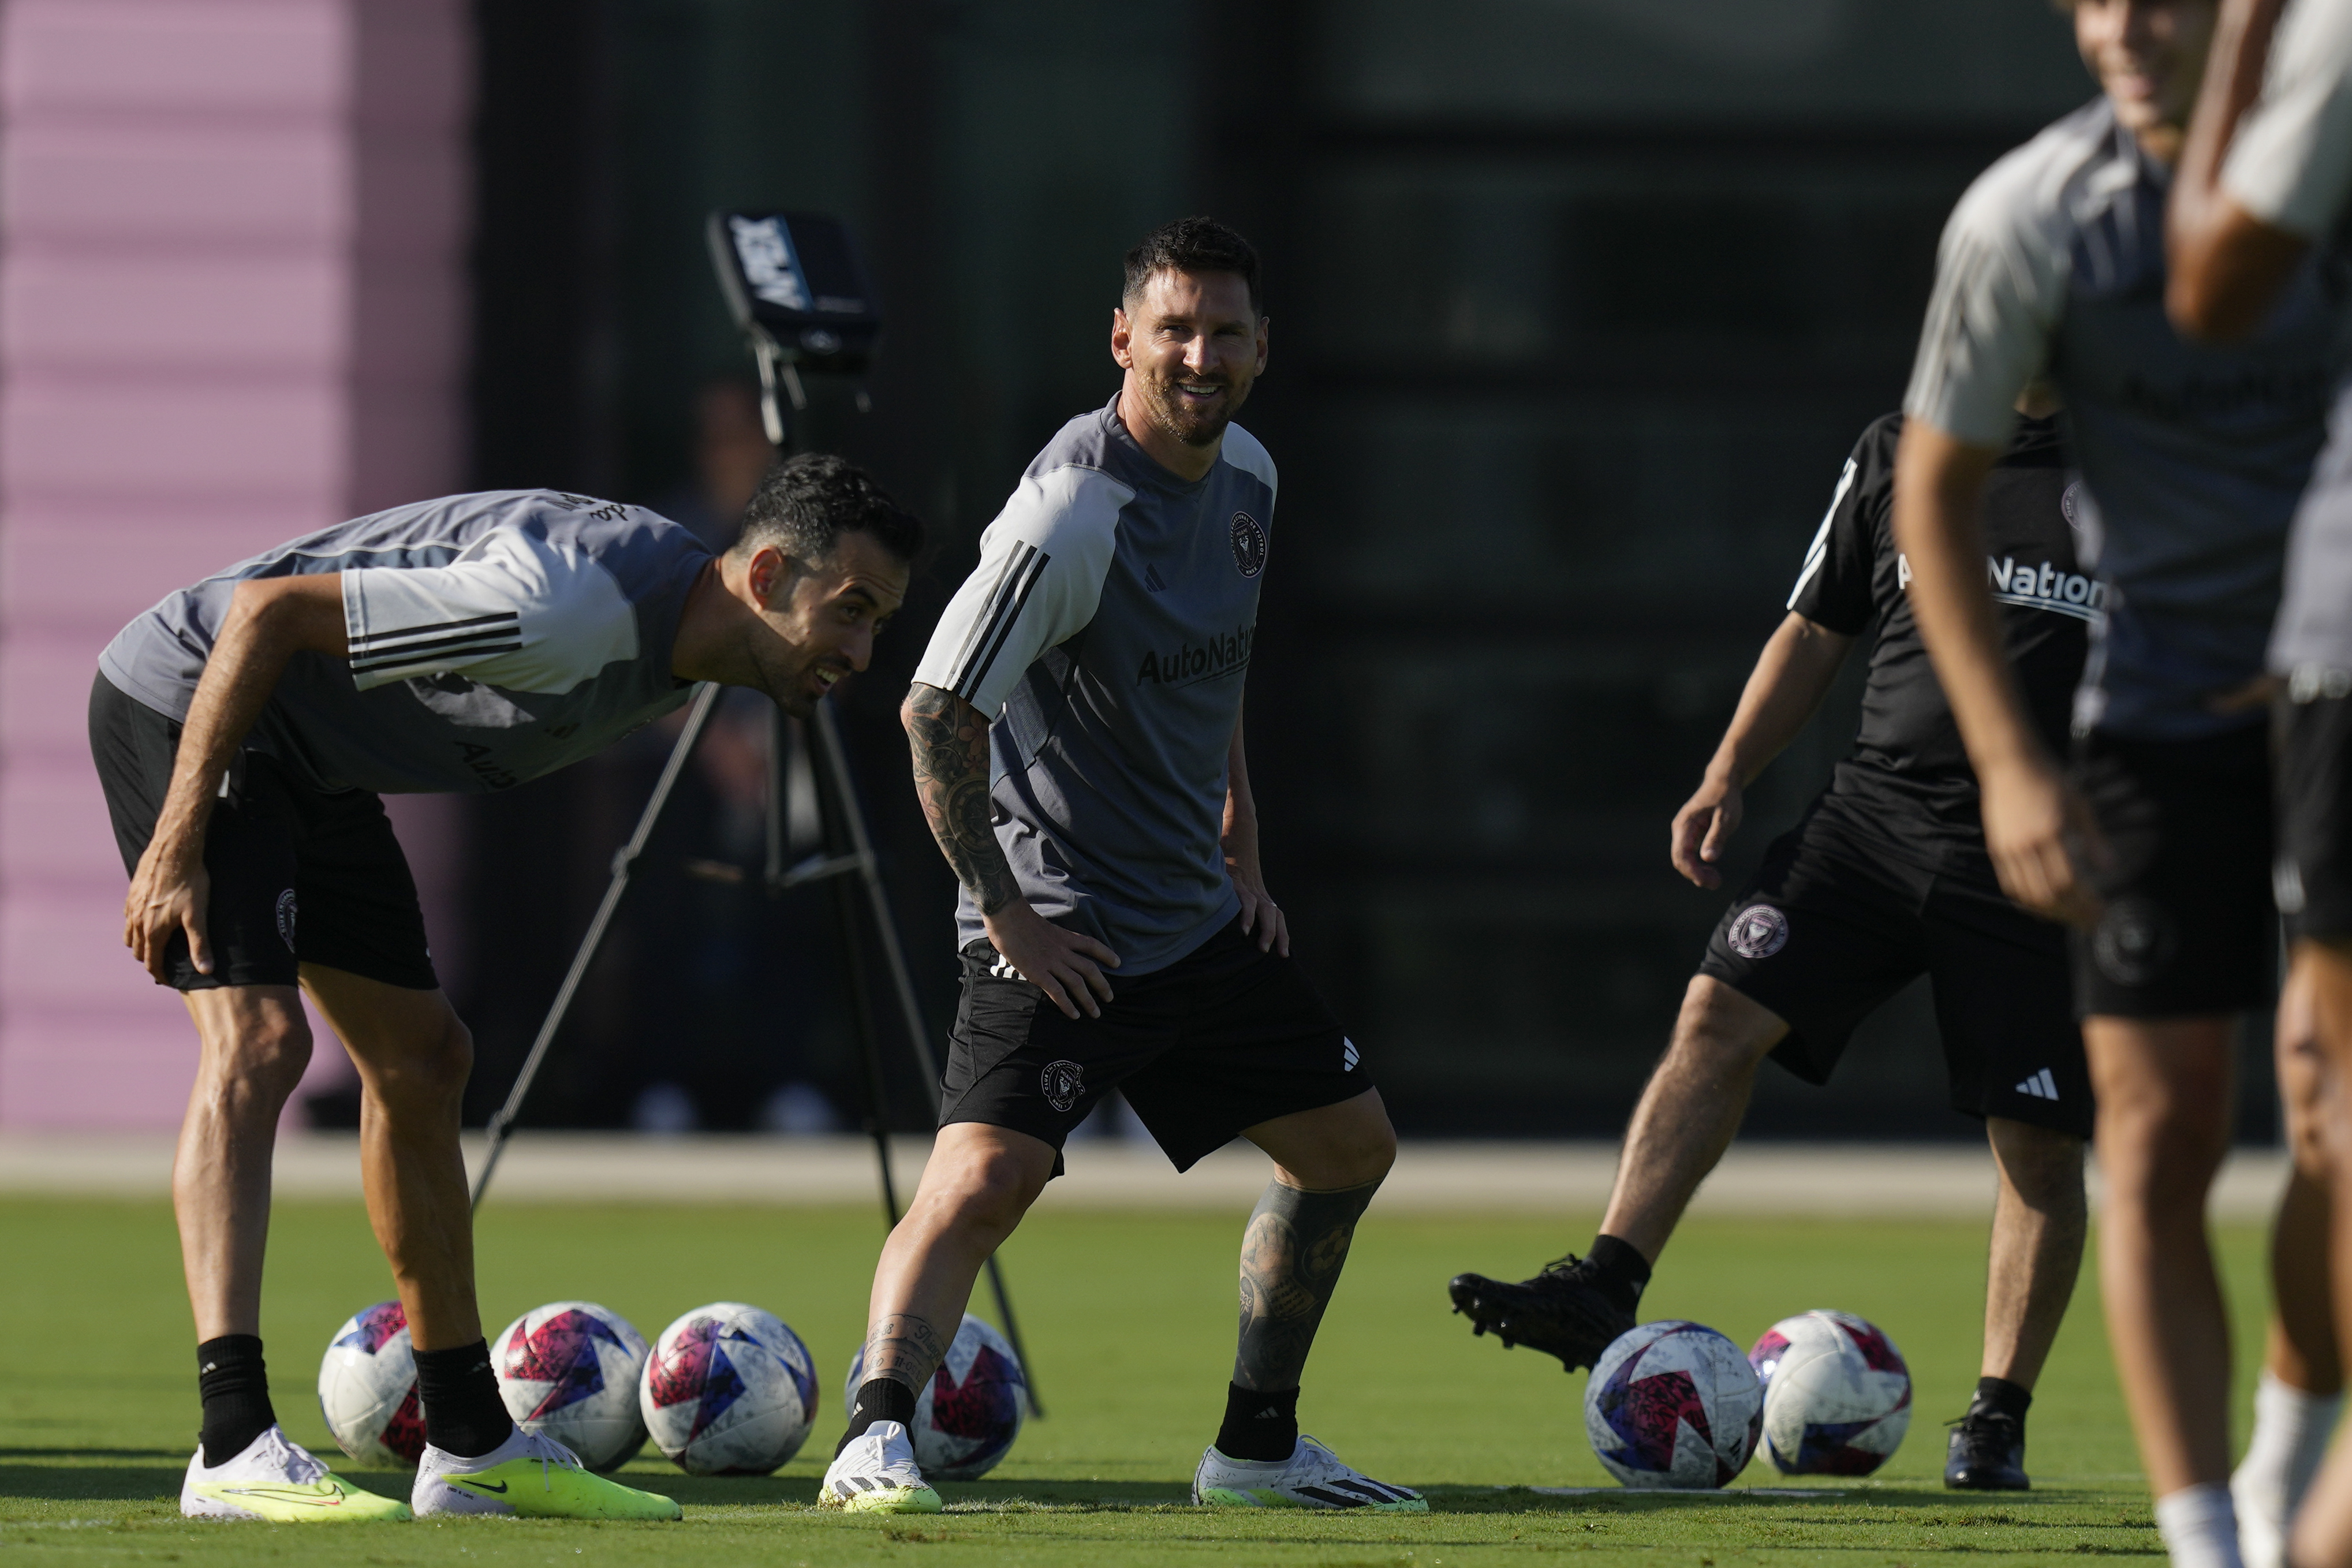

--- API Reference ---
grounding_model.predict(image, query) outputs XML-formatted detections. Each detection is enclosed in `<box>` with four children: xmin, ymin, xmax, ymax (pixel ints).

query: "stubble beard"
<box><xmin>1145</xmin><ymin>373</ymin><xmax>1240</xmax><ymax>450</ymax></box>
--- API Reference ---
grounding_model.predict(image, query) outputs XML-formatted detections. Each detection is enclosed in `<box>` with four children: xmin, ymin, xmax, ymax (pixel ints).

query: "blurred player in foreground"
<box><xmin>1891</xmin><ymin>1</ymin><xmax>2340</xmax><ymax>1563</ymax></box>
<box><xmin>2168</xmin><ymin>1</ymin><xmax>2352</xmax><ymax>1561</ymax></box>
<box><xmin>818</xmin><ymin>218</ymin><xmax>1421</xmax><ymax>1517</ymax></box>
<box><xmin>95</xmin><ymin>458</ymin><xmax>917</xmax><ymax>1522</ymax></box>
<box><xmin>1451</xmin><ymin>393</ymin><xmax>2093</xmax><ymax>1490</ymax></box>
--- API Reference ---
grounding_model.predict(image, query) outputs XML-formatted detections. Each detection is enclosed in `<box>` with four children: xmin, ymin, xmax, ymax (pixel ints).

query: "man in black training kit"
<box><xmin>818</xmin><ymin>218</ymin><xmax>1422</xmax><ymax>1515</ymax></box>
<box><xmin>1451</xmin><ymin>396</ymin><xmax>2095</xmax><ymax>1489</ymax></box>
<box><xmin>94</xmin><ymin>458</ymin><xmax>915</xmax><ymax>1522</ymax></box>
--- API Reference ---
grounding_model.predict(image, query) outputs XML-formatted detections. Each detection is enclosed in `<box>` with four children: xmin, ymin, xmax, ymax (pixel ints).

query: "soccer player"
<box><xmin>1888</xmin><ymin>0</ymin><xmax>2336</xmax><ymax>1562</ymax></box>
<box><xmin>815</xmin><ymin>218</ymin><xmax>1421</xmax><ymax>1517</ymax></box>
<box><xmin>1448</xmin><ymin>393</ymin><xmax>2094</xmax><ymax>1490</ymax></box>
<box><xmin>96</xmin><ymin>457</ymin><xmax>917</xmax><ymax>1522</ymax></box>
<box><xmin>2166</xmin><ymin>1</ymin><xmax>2352</xmax><ymax>1561</ymax></box>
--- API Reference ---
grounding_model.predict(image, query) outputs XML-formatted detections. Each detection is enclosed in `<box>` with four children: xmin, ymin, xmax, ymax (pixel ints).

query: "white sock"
<box><xmin>2157</xmin><ymin>1483</ymin><xmax>2246</xmax><ymax>1568</ymax></box>
<box><xmin>2234</xmin><ymin>1373</ymin><xmax>2343</xmax><ymax>1568</ymax></box>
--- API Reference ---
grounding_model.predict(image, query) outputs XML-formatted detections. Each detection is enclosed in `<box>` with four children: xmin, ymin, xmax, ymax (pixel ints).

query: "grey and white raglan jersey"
<box><xmin>911</xmin><ymin>395</ymin><xmax>1276</xmax><ymax>976</ymax></box>
<box><xmin>98</xmin><ymin>490</ymin><xmax>711</xmax><ymax>794</ymax></box>
<box><xmin>2223</xmin><ymin>0</ymin><xmax>2352</xmax><ymax>678</ymax></box>
<box><xmin>1905</xmin><ymin>96</ymin><xmax>2346</xmax><ymax>740</ymax></box>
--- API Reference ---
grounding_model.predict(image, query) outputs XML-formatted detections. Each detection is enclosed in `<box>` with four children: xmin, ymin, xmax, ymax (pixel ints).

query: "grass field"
<box><xmin>0</xmin><ymin>1194</ymin><xmax>2280</xmax><ymax>1563</ymax></box>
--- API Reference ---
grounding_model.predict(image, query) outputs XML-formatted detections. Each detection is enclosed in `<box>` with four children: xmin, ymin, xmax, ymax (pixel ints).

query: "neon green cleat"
<box><xmin>413</xmin><ymin>1429</ymin><xmax>680</xmax><ymax>1521</ymax></box>
<box><xmin>817</xmin><ymin>1421</ymin><xmax>944</xmax><ymax>1514</ymax></box>
<box><xmin>180</xmin><ymin>1425</ymin><xmax>412</xmax><ymax>1522</ymax></box>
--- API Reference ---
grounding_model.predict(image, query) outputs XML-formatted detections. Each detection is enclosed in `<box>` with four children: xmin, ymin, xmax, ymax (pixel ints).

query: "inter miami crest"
<box><xmin>1726</xmin><ymin>904</ymin><xmax>1787</xmax><ymax>961</ymax></box>
<box><xmin>1229</xmin><ymin>511</ymin><xmax>1267</xmax><ymax>578</ymax></box>
<box><xmin>1041</xmin><ymin>1059</ymin><xmax>1085</xmax><ymax>1114</ymax></box>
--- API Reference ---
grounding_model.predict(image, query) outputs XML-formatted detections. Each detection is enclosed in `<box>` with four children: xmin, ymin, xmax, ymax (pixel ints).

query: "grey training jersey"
<box><xmin>2225</xmin><ymin>0</ymin><xmax>2352</xmax><ymax>678</ymax></box>
<box><xmin>99</xmin><ymin>490</ymin><xmax>711</xmax><ymax>794</ymax></box>
<box><xmin>1904</xmin><ymin>97</ymin><xmax>2342</xmax><ymax>740</ymax></box>
<box><xmin>911</xmin><ymin>397</ymin><xmax>1277</xmax><ymax>976</ymax></box>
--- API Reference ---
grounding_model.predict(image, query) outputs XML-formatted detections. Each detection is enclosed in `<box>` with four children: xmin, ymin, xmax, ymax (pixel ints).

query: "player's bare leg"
<box><xmin>1950</xmin><ymin>1116</ymin><xmax>2086</xmax><ymax>1489</ymax></box>
<box><xmin>1449</xmin><ymin>976</ymin><xmax>1786</xmax><ymax>1368</ymax></box>
<box><xmin>175</xmin><ymin>985</ymin><xmax>314</xmax><ymax>1346</ymax></box>
<box><xmin>2084</xmin><ymin>1017</ymin><xmax>2238</xmax><ymax>1508</ymax></box>
<box><xmin>2284</xmin><ymin>941</ymin><xmax>2352</xmax><ymax>1568</ymax></box>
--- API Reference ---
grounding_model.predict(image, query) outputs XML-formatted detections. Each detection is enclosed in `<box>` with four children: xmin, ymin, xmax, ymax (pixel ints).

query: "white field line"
<box><xmin>0</xmin><ymin>1132</ymin><xmax>2295</xmax><ymax>1218</ymax></box>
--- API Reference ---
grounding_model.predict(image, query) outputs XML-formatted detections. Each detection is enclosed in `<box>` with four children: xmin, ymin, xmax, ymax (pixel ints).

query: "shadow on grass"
<box><xmin>0</xmin><ymin>1449</ymin><xmax>188</xmax><ymax>1462</ymax></box>
<box><xmin>0</xmin><ymin>1464</ymin><xmax>183</xmax><ymax>1502</ymax></box>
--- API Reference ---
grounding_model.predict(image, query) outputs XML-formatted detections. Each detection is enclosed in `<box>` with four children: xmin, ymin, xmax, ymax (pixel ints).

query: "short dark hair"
<box><xmin>734</xmin><ymin>451</ymin><xmax>923</xmax><ymax>568</ymax></box>
<box><xmin>1122</xmin><ymin>216</ymin><xmax>1263</xmax><ymax>316</ymax></box>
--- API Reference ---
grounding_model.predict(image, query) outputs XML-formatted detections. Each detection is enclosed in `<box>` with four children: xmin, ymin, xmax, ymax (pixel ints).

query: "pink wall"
<box><xmin>0</xmin><ymin>0</ymin><xmax>473</xmax><ymax>1126</ymax></box>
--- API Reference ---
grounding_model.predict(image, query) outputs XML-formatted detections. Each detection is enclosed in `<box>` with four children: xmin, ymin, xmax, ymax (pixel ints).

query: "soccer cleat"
<box><xmin>412</xmin><ymin>1428</ymin><xmax>680</xmax><ymax>1520</ymax></box>
<box><xmin>1447</xmin><ymin>1254</ymin><xmax>1635</xmax><ymax>1372</ymax></box>
<box><xmin>1944</xmin><ymin>1410</ymin><xmax>2030</xmax><ymax>1490</ymax></box>
<box><xmin>1194</xmin><ymin>1435</ymin><xmax>1427</xmax><ymax>1511</ymax></box>
<box><xmin>818</xmin><ymin>1420</ymin><xmax>944</xmax><ymax>1514</ymax></box>
<box><xmin>181</xmin><ymin>1424</ymin><xmax>412</xmax><ymax>1522</ymax></box>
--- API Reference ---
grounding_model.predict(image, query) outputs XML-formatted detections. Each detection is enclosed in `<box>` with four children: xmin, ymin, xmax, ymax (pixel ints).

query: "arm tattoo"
<box><xmin>1233</xmin><ymin>1177</ymin><xmax>1383</xmax><ymax>1392</ymax></box>
<box><xmin>905</xmin><ymin>683</ymin><xmax>1021</xmax><ymax>914</ymax></box>
<box><xmin>863</xmin><ymin>1313</ymin><xmax>949</xmax><ymax>1394</ymax></box>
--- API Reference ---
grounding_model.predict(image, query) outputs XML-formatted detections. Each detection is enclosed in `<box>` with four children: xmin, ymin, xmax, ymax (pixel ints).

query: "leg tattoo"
<box><xmin>864</xmin><ymin>1313</ymin><xmax>949</xmax><ymax>1394</ymax></box>
<box><xmin>1234</xmin><ymin>1177</ymin><xmax>1382</xmax><ymax>1391</ymax></box>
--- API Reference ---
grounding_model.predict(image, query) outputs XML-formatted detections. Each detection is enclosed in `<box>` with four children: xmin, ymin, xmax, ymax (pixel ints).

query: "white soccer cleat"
<box><xmin>181</xmin><ymin>1423</ymin><xmax>411</xmax><ymax>1522</ymax></box>
<box><xmin>1194</xmin><ymin>1435</ymin><xmax>1427</xmax><ymax>1511</ymax></box>
<box><xmin>818</xmin><ymin>1420</ymin><xmax>944</xmax><ymax>1514</ymax></box>
<box><xmin>412</xmin><ymin>1427</ymin><xmax>680</xmax><ymax>1520</ymax></box>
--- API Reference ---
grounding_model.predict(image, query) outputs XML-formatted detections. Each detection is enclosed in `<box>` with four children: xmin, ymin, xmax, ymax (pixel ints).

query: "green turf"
<box><xmin>0</xmin><ymin>1194</ymin><xmax>2277</xmax><ymax>1562</ymax></box>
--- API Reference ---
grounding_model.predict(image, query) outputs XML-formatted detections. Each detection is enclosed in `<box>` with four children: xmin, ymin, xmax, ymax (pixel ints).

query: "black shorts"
<box><xmin>2277</xmin><ymin>683</ymin><xmax>2352</xmax><ymax>944</ymax></box>
<box><xmin>2070</xmin><ymin>725</ymin><xmax>2273</xmax><ymax>1018</ymax></box>
<box><xmin>939</xmin><ymin>917</ymin><xmax>1372</xmax><ymax>1175</ymax></box>
<box><xmin>88</xmin><ymin>674</ymin><xmax>438</xmax><ymax>992</ymax></box>
<box><xmin>1696</xmin><ymin>798</ymin><xmax>2090</xmax><ymax>1137</ymax></box>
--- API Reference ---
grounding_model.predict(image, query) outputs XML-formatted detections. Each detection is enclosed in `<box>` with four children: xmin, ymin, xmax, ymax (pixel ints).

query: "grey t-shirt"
<box><xmin>910</xmin><ymin>397</ymin><xmax>1278</xmax><ymax>976</ymax></box>
<box><xmin>1905</xmin><ymin>96</ymin><xmax>2343</xmax><ymax>739</ymax></box>
<box><xmin>99</xmin><ymin>489</ymin><xmax>711</xmax><ymax>794</ymax></box>
<box><xmin>2223</xmin><ymin>0</ymin><xmax>2352</xmax><ymax>677</ymax></box>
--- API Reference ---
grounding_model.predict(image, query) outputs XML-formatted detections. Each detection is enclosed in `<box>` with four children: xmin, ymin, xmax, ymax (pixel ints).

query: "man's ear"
<box><xmin>1111</xmin><ymin>305</ymin><xmax>1134</xmax><ymax>369</ymax></box>
<box><xmin>746</xmin><ymin>544</ymin><xmax>797</xmax><ymax>610</ymax></box>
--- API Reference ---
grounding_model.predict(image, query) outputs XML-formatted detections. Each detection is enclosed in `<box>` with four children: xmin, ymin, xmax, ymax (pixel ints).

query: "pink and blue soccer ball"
<box><xmin>318</xmin><ymin>1300</ymin><xmax>427</xmax><ymax>1466</ymax></box>
<box><xmin>493</xmin><ymin>1301</ymin><xmax>649</xmax><ymax>1472</ymax></box>
<box><xmin>639</xmin><ymin>1302</ymin><xmax>820</xmax><ymax>1476</ymax></box>
<box><xmin>1584</xmin><ymin>1320</ymin><xmax>1762</xmax><ymax>1489</ymax></box>
<box><xmin>842</xmin><ymin>1313</ymin><xmax>1028</xmax><ymax>1480</ymax></box>
<box><xmin>1748</xmin><ymin>1310</ymin><xmax>1912</xmax><ymax>1476</ymax></box>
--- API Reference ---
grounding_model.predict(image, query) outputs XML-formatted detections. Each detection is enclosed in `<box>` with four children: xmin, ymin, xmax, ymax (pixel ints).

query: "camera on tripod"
<box><xmin>707</xmin><ymin>211</ymin><xmax>880</xmax><ymax>446</ymax></box>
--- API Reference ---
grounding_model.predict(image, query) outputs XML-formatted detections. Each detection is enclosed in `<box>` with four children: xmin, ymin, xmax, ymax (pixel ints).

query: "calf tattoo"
<box><xmin>905</xmin><ymin>683</ymin><xmax>1021</xmax><ymax>915</ymax></box>
<box><xmin>1234</xmin><ymin>1177</ymin><xmax>1383</xmax><ymax>1391</ymax></box>
<box><xmin>864</xmin><ymin>1313</ymin><xmax>949</xmax><ymax>1393</ymax></box>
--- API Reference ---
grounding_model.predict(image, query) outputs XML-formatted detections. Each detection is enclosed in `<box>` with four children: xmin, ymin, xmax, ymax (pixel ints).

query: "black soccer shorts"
<box><xmin>1696</xmin><ymin>796</ymin><xmax>2091</xmax><ymax>1137</ymax></box>
<box><xmin>88</xmin><ymin>673</ymin><xmax>439</xmax><ymax>992</ymax></box>
<box><xmin>2277</xmin><ymin>682</ymin><xmax>2352</xmax><ymax>945</ymax></box>
<box><xmin>938</xmin><ymin>916</ymin><xmax>1375</xmax><ymax>1176</ymax></box>
<box><xmin>2070</xmin><ymin>725</ymin><xmax>2273</xmax><ymax>1018</ymax></box>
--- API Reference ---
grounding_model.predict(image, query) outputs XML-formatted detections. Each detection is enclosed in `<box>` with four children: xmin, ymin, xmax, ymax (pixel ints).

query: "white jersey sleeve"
<box><xmin>2223</xmin><ymin>0</ymin><xmax>2352</xmax><ymax>239</ymax></box>
<box><xmin>912</xmin><ymin>463</ymin><xmax>1132</xmax><ymax>716</ymax></box>
<box><xmin>1903</xmin><ymin>137</ymin><xmax>2076</xmax><ymax>449</ymax></box>
<box><xmin>341</xmin><ymin>525</ymin><xmax>643</xmax><ymax>694</ymax></box>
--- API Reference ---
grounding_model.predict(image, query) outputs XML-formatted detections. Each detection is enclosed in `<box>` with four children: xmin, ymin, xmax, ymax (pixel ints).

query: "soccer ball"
<box><xmin>841</xmin><ymin>1313</ymin><xmax>1028</xmax><ymax>1480</ymax></box>
<box><xmin>1748</xmin><ymin>1310</ymin><xmax>1912</xmax><ymax>1476</ymax></box>
<box><xmin>318</xmin><ymin>1300</ymin><xmax>426</xmax><ymax>1466</ymax></box>
<box><xmin>1585</xmin><ymin>1320</ymin><xmax>1762</xmax><ymax>1489</ymax></box>
<box><xmin>640</xmin><ymin>1302</ymin><xmax>820</xmax><ymax>1476</ymax></box>
<box><xmin>493</xmin><ymin>1301</ymin><xmax>649</xmax><ymax>1472</ymax></box>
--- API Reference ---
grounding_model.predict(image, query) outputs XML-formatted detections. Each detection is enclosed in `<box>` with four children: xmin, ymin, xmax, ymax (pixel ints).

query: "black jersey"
<box><xmin>1787</xmin><ymin>411</ymin><xmax>2088</xmax><ymax>865</ymax></box>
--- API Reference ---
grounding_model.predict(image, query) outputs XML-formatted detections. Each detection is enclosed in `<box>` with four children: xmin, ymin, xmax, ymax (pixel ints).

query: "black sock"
<box><xmin>197</xmin><ymin>1335</ymin><xmax>275</xmax><ymax>1466</ymax></box>
<box><xmin>837</xmin><ymin>1377</ymin><xmax>919</xmax><ymax>1455</ymax></box>
<box><xmin>1215</xmin><ymin>1383</ymin><xmax>1300</xmax><ymax>1463</ymax></box>
<box><xmin>413</xmin><ymin>1340</ymin><xmax>514</xmax><ymax>1459</ymax></box>
<box><xmin>1970</xmin><ymin>1376</ymin><xmax>2032</xmax><ymax>1425</ymax></box>
<box><xmin>1586</xmin><ymin>1234</ymin><xmax>1652</xmax><ymax>1315</ymax></box>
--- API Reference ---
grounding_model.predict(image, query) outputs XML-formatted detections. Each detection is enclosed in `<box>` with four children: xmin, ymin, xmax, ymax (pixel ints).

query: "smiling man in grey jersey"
<box><xmin>1890</xmin><ymin>2</ymin><xmax>2343</xmax><ymax>1565</ymax></box>
<box><xmin>817</xmin><ymin>218</ymin><xmax>1420</xmax><ymax>1517</ymax></box>
<box><xmin>92</xmin><ymin>456</ymin><xmax>915</xmax><ymax>1524</ymax></box>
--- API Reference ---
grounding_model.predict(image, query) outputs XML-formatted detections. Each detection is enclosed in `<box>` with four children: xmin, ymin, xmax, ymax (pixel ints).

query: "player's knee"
<box><xmin>931</xmin><ymin>1148</ymin><xmax>1044</xmax><ymax>1233</ymax></box>
<box><xmin>1668</xmin><ymin>978</ymin><xmax>1783</xmax><ymax>1071</ymax></box>
<box><xmin>369</xmin><ymin>1013</ymin><xmax>473</xmax><ymax>1110</ymax></box>
<box><xmin>1989</xmin><ymin>1121</ymin><xmax>2085</xmax><ymax>1211</ymax></box>
<box><xmin>2094</xmin><ymin>1089</ymin><xmax>2228</xmax><ymax>1202</ymax></box>
<box><xmin>219</xmin><ymin>1011</ymin><xmax>314</xmax><ymax>1107</ymax></box>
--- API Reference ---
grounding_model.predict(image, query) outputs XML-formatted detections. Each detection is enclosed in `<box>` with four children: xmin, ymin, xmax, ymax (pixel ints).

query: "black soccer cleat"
<box><xmin>1944</xmin><ymin>1410</ymin><xmax>2029</xmax><ymax>1490</ymax></box>
<box><xmin>1446</xmin><ymin>1255</ymin><xmax>1635</xmax><ymax>1373</ymax></box>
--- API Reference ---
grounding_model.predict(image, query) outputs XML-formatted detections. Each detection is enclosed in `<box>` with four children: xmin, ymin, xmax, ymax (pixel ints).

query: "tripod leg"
<box><xmin>807</xmin><ymin>699</ymin><xmax>1044</xmax><ymax>1414</ymax></box>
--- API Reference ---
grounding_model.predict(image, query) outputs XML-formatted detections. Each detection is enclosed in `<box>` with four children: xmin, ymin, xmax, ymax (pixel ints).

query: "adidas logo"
<box><xmin>1143</xmin><ymin>563</ymin><xmax>1168</xmax><ymax>592</ymax></box>
<box><xmin>1341</xmin><ymin>1039</ymin><xmax>1359</xmax><ymax>1072</ymax></box>
<box><xmin>2014</xmin><ymin>1068</ymin><xmax>2059</xmax><ymax>1102</ymax></box>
